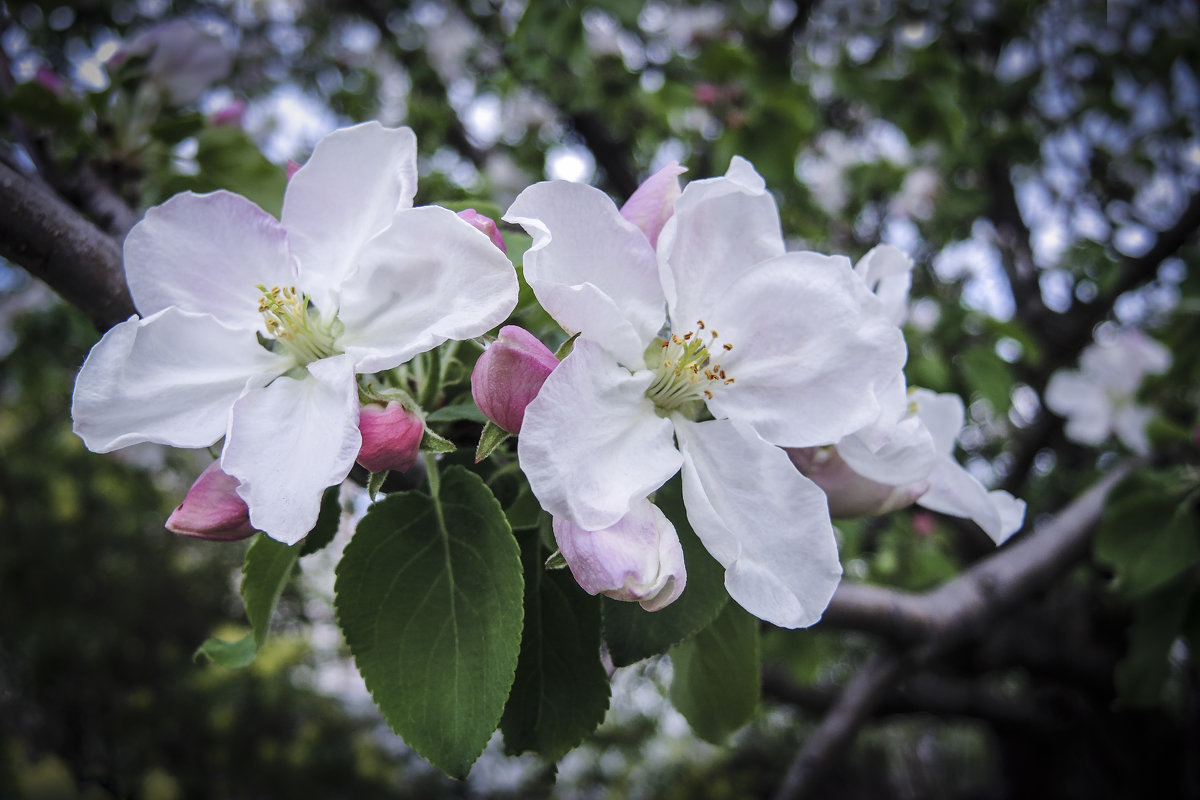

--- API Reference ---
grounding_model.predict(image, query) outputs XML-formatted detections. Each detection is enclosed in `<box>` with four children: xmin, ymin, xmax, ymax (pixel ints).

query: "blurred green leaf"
<box><xmin>669</xmin><ymin>601</ymin><xmax>760</xmax><ymax>743</ymax></box>
<box><xmin>1097</xmin><ymin>471</ymin><xmax>1200</xmax><ymax>598</ymax></box>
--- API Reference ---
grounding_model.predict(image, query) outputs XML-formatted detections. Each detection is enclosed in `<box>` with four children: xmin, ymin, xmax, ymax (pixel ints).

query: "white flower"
<box><xmin>1044</xmin><ymin>329</ymin><xmax>1171</xmax><ymax>454</ymax></box>
<box><xmin>504</xmin><ymin>157</ymin><xmax>907</xmax><ymax>628</ymax></box>
<box><xmin>72</xmin><ymin>122</ymin><xmax>517</xmax><ymax>544</ymax></box>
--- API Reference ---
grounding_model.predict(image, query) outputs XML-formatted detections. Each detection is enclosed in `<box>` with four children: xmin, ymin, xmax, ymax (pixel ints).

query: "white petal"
<box><xmin>1044</xmin><ymin>372</ymin><xmax>1111</xmax><ymax>445</ymax></box>
<box><xmin>854</xmin><ymin>244</ymin><xmax>914</xmax><ymax>326</ymax></box>
<box><xmin>704</xmin><ymin>252</ymin><xmax>907</xmax><ymax>446</ymax></box>
<box><xmin>517</xmin><ymin>338</ymin><xmax>681</xmax><ymax>530</ymax></box>
<box><xmin>988</xmin><ymin>490</ymin><xmax>1026</xmax><ymax>543</ymax></box>
<box><xmin>336</xmin><ymin>206</ymin><xmax>518</xmax><ymax>373</ymax></box>
<box><xmin>918</xmin><ymin>457</ymin><xmax>1009</xmax><ymax>542</ymax></box>
<box><xmin>675</xmin><ymin>417</ymin><xmax>843</xmax><ymax>629</ymax></box>
<box><xmin>505</xmin><ymin>180</ymin><xmax>666</xmax><ymax>366</ymax></box>
<box><xmin>124</xmin><ymin>191</ymin><xmax>296</xmax><ymax>331</ymax></box>
<box><xmin>282</xmin><ymin>123</ymin><xmax>419</xmax><ymax>303</ymax></box>
<box><xmin>223</xmin><ymin>354</ymin><xmax>362</xmax><ymax>544</ymax></box>
<box><xmin>912</xmin><ymin>388</ymin><xmax>967</xmax><ymax>454</ymax></box>
<box><xmin>1112</xmin><ymin>403</ymin><xmax>1153</xmax><ymax>454</ymax></box>
<box><xmin>658</xmin><ymin>156</ymin><xmax>785</xmax><ymax>325</ymax></box>
<box><xmin>838</xmin><ymin>413</ymin><xmax>937</xmax><ymax>487</ymax></box>
<box><xmin>72</xmin><ymin>308</ymin><xmax>289</xmax><ymax>452</ymax></box>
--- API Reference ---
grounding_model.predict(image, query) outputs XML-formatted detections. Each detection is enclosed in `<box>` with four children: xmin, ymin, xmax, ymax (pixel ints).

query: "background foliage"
<box><xmin>2</xmin><ymin>0</ymin><xmax>1198</xmax><ymax>797</ymax></box>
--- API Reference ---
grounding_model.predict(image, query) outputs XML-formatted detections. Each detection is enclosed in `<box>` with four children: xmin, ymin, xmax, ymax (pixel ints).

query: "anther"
<box><xmin>704</xmin><ymin>390</ymin><xmax>713</xmax><ymax>399</ymax></box>
<box><xmin>723</xmin><ymin>343</ymin><xmax>733</xmax><ymax>351</ymax></box>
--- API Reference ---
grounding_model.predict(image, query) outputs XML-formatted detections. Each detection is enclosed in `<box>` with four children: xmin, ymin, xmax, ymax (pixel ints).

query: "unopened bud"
<box><xmin>471</xmin><ymin>326</ymin><xmax>558</xmax><ymax>433</ymax></box>
<box><xmin>553</xmin><ymin>499</ymin><xmax>686</xmax><ymax>611</ymax></box>
<box><xmin>357</xmin><ymin>401</ymin><xmax>424</xmax><ymax>473</ymax></box>
<box><xmin>787</xmin><ymin>446</ymin><xmax>928</xmax><ymax>519</ymax></box>
<box><xmin>166</xmin><ymin>460</ymin><xmax>256</xmax><ymax>540</ymax></box>
<box><xmin>457</xmin><ymin>208</ymin><xmax>507</xmax><ymax>253</ymax></box>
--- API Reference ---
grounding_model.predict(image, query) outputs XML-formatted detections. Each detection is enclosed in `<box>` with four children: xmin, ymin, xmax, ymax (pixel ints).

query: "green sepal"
<box><xmin>554</xmin><ymin>332</ymin><xmax>580</xmax><ymax>360</ymax></box>
<box><xmin>366</xmin><ymin>470</ymin><xmax>388</xmax><ymax>501</ymax></box>
<box><xmin>476</xmin><ymin>419</ymin><xmax>512</xmax><ymax>462</ymax></box>
<box><xmin>420</xmin><ymin>426</ymin><xmax>457</xmax><ymax>454</ymax></box>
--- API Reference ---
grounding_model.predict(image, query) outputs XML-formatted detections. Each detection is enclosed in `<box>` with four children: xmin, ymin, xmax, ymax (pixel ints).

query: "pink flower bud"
<box><xmin>34</xmin><ymin>67</ymin><xmax>65</xmax><ymax>94</ymax></box>
<box><xmin>471</xmin><ymin>326</ymin><xmax>558</xmax><ymax>433</ymax></box>
<box><xmin>457</xmin><ymin>208</ymin><xmax>507</xmax><ymax>253</ymax></box>
<box><xmin>553</xmin><ymin>499</ymin><xmax>686</xmax><ymax>611</ymax></box>
<box><xmin>692</xmin><ymin>81</ymin><xmax>722</xmax><ymax>105</ymax></box>
<box><xmin>286</xmin><ymin>159</ymin><xmax>302</xmax><ymax>181</ymax></box>
<box><xmin>787</xmin><ymin>446</ymin><xmax>928</xmax><ymax>519</ymax></box>
<box><xmin>619</xmin><ymin>161</ymin><xmax>686</xmax><ymax>249</ymax></box>
<box><xmin>166</xmin><ymin>460</ymin><xmax>256</xmax><ymax>540</ymax></box>
<box><xmin>357</xmin><ymin>401</ymin><xmax>424</xmax><ymax>473</ymax></box>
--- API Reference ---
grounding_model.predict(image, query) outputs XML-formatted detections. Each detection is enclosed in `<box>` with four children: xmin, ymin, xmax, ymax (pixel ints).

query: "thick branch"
<box><xmin>822</xmin><ymin>462</ymin><xmax>1132</xmax><ymax>647</ymax></box>
<box><xmin>0</xmin><ymin>161</ymin><xmax>133</xmax><ymax>331</ymax></box>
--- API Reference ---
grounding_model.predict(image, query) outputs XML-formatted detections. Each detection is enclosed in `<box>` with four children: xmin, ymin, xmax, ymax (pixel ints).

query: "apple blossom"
<box><xmin>357</xmin><ymin>401</ymin><xmax>425</xmax><ymax>473</ymax></box>
<box><xmin>1044</xmin><ymin>328</ymin><xmax>1171</xmax><ymax>454</ymax></box>
<box><xmin>505</xmin><ymin>157</ymin><xmax>907</xmax><ymax>628</ymax></box>
<box><xmin>553</xmin><ymin>499</ymin><xmax>686</xmax><ymax>611</ymax></box>
<box><xmin>122</xmin><ymin>18</ymin><xmax>233</xmax><ymax>106</ymax></box>
<box><xmin>72</xmin><ymin>122</ymin><xmax>517</xmax><ymax>544</ymax></box>
<box><xmin>165</xmin><ymin>460</ymin><xmax>256</xmax><ymax>541</ymax></box>
<box><xmin>471</xmin><ymin>325</ymin><xmax>559</xmax><ymax>434</ymax></box>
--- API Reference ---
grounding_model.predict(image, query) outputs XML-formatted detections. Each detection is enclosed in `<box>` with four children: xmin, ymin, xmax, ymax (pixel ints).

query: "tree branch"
<box><xmin>0</xmin><ymin>161</ymin><xmax>133</xmax><ymax>331</ymax></box>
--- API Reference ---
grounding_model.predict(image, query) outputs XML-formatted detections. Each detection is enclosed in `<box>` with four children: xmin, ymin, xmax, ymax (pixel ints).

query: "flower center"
<box><xmin>256</xmin><ymin>284</ymin><xmax>343</xmax><ymax>365</ymax></box>
<box><xmin>644</xmin><ymin>320</ymin><xmax>735</xmax><ymax>416</ymax></box>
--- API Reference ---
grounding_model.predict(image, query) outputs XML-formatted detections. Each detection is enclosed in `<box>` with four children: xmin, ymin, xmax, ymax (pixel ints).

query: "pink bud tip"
<box><xmin>471</xmin><ymin>326</ymin><xmax>558</xmax><ymax>433</ymax></box>
<box><xmin>286</xmin><ymin>159</ymin><xmax>302</xmax><ymax>181</ymax></box>
<box><xmin>166</xmin><ymin>460</ymin><xmax>256</xmax><ymax>540</ymax></box>
<box><xmin>211</xmin><ymin>98</ymin><xmax>246</xmax><ymax>127</ymax></box>
<box><xmin>356</xmin><ymin>401</ymin><xmax>425</xmax><ymax>473</ymax></box>
<box><xmin>693</xmin><ymin>82</ymin><xmax>722</xmax><ymax>105</ymax></box>
<box><xmin>457</xmin><ymin>208</ymin><xmax>507</xmax><ymax>253</ymax></box>
<box><xmin>34</xmin><ymin>67</ymin><xmax>65</xmax><ymax>93</ymax></box>
<box><xmin>619</xmin><ymin>161</ymin><xmax>686</xmax><ymax>249</ymax></box>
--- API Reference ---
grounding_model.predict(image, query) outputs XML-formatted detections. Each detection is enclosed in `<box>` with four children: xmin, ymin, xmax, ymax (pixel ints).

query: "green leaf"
<box><xmin>4</xmin><ymin>81</ymin><xmax>85</xmax><ymax>130</ymax></box>
<box><xmin>504</xmin><ymin>485</ymin><xmax>543</xmax><ymax>531</ymax></box>
<box><xmin>475</xmin><ymin>419</ymin><xmax>512</xmax><ymax>462</ymax></box>
<box><xmin>300</xmin><ymin>485</ymin><xmax>341</xmax><ymax>557</ymax></box>
<box><xmin>426</xmin><ymin>402</ymin><xmax>488</xmax><ymax>423</ymax></box>
<box><xmin>160</xmin><ymin>127</ymin><xmax>286</xmax><ymax>216</ymax></box>
<box><xmin>334</xmin><ymin>466</ymin><xmax>524</xmax><ymax>778</ymax></box>
<box><xmin>1097</xmin><ymin>471</ymin><xmax>1200</xmax><ymax>597</ymax></box>
<box><xmin>669</xmin><ymin>601</ymin><xmax>761</xmax><ymax>743</ymax></box>
<box><xmin>1114</xmin><ymin>574</ymin><xmax>1200</xmax><ymax>707</ymax></box>
<box><xmin>196</xmin><ymin>533</ymin><xmax>301</xmax><ymax>667</ymax></box>
<box><xmin>194</xmin><ymin>633</ymin><xmax>256</xmax><ymax>669</ymax></box>
<box><xmin>602</xmin><ymin>477</ymin><xmax>728</xmax><ymax>666</ymax></box>
<box><xmin>242</xmin><ymin>534</ymin><xmax>302</xmax><ymax>648</ymax></box>
<box><xmin>500</xmin><ymin>530</ymin><xmax>610</xmax><ymax>760</ymax></box>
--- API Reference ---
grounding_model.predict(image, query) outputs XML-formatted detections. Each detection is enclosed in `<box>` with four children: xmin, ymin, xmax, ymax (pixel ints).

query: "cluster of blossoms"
<box><xmin>73</xmin><ymin>122</ymin><xmax>1026</xmax><ymax>630</ymax></box>
<box><xmin>73</xmin><ymin>122</ymin><xmax>517</xmax><ymax>543</ymax></box>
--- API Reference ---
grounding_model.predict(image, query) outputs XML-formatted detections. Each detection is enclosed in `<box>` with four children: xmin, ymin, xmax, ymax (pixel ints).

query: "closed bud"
<box><xmin>357</xmin><ymin>401</ymin><xmax>424</xmax><ymax>473</ymax></box>
<box><xmin>166</xmin><ymin>460</ymin><xmax>256</xmax><ymax>540</ymax></box>
<box><xmin>553</xmin><ymin>499</ymin><xmax>686</xmax><ymax>611</ymax></box>
<box><xmin>471</xmin><ymin>325</ymin><xmax>558</xmax><ymax>433</ymax></box>
<box><xmin>457</xmin><ymin>208</ymin><xmax>507</xmax><ymax>253</ymax></box>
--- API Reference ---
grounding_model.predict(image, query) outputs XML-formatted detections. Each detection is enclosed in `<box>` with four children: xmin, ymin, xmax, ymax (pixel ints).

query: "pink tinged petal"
<box><xmin>505</xmin><ymin>180</ymin><xmax>665</xmax><ymax>367</ymax></box>
<box><xmin>704</xmin><ymin>252</ymin><xmax>908</xmax><ymax>447</ymax></box>
<box><xmin>166</xmin><ymin>460</ymin><xmax>256</xmax><ymax>540</ymax></box>
<box><xmin>123</xmin><ymin>191</ymin><xmax>297</xmax><ymax>332</ymax></box>
<box><xmin>356</xmin><ymin>401</ymin><xmax>425</xmax><ymax>473</ymax></box>
<box><xmin>517</xmin><ymin>338</ymin><xmax>682</xmax><ymax>531</ymax></box>
<box><xmin>281</xmin><ymin>123</ymin><xmax>419</xmax><ymax>300</ymax></box>
<box><xmin>553</xmin><ymin>498</ymin><xmax>686</xmax><ymax>612</ymax></box>
<box><xmin>471</xmin><ymin>325</ymin><xmax>558</xmax><ymax>433</ymax></box>
<box><xmin>223</xmin><ymin>354</ymin><xmax>362</xmax><ymax>545</ymax></box>
<box><xmin>619</xmin><ymin>161</ymin><xmax>686</xmax><ymax>249</ymax></box>
<box><xmin>854</xmin><ymin>244</ymin><xmax>914</xmax><ymax>326</ymax></box>
<box><xmin>675</xmin><ymin>417</ymin><xmax>843</xmax><ymax>629</ymax></box>
<box><xmin>457</xmin><ymin>208</ymin><xmax>507</xmax><ymax>252</ymax></box>
<box><xmin>657</xmin><ymin>155</ymin><xmax>785</xmax><ymax>323</ymax></box>
<box><xmin>71</xmin><ymin>308</ymin><xmax>290</xmax><ymax>452</ymax></box>
<box><xmin>787</xmin><ymin>446</ymin><xmax>928</xmax><ymax>518</ymax></box>
<box><xmin>336</xmin><ymin>205</ymin><xmax>518</xmax><ymax>373</ymax></box>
